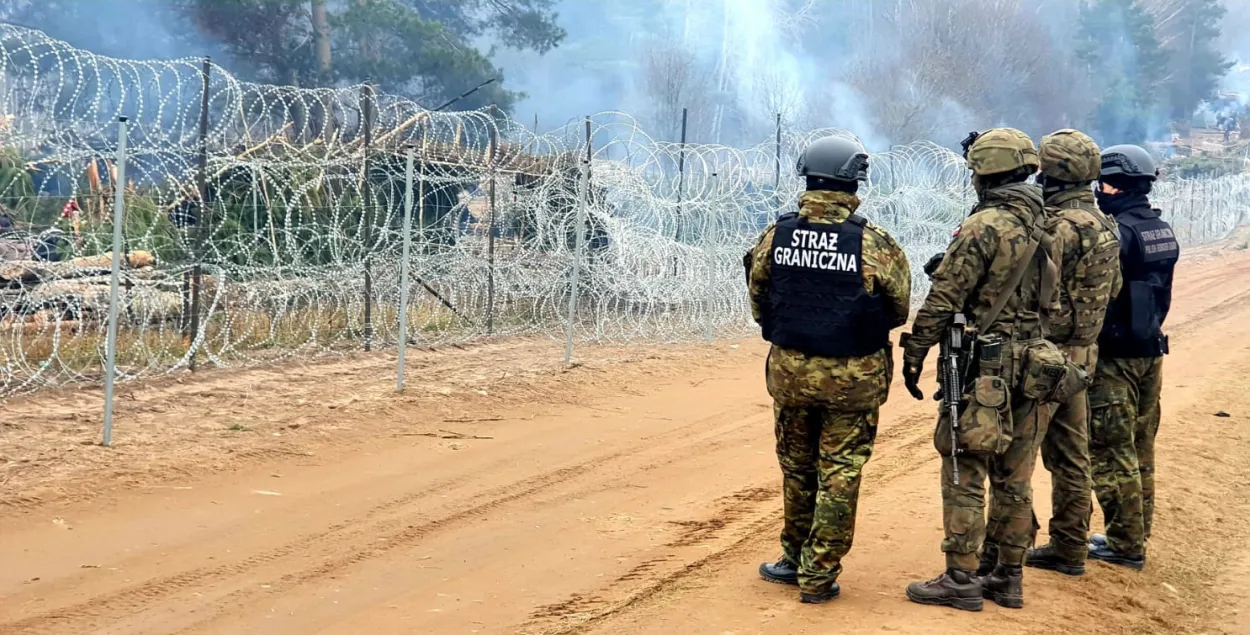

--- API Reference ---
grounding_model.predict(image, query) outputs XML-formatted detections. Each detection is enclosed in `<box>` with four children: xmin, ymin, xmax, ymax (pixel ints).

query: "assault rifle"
<box><xmin>940</xmin><ymin>313</ymin><xmax>969</xmax><ymax>484</ymax></box>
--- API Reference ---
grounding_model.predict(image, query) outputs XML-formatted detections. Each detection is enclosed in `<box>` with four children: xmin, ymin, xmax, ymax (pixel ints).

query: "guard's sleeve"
<box><xmin>909</xmin><ymin>216</ymin><xmax>993</xmax><ymax>350</ymax></box>
<box><xmin>868</xmin><ymin>226</ymin><xmax>912</xmax><ymax>329</ymax></box>
<box><xmin>747</xmin><ymin>226</ymin><xmax>775</xmax><ymax>325</ymax></box>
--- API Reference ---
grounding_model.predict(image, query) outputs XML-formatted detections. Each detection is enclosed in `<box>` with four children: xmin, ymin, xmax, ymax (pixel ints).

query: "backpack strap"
<box><xmin>976</xmin><ymin>225</ymin><xmax>1050</xmax><ymax>335</ymax></box>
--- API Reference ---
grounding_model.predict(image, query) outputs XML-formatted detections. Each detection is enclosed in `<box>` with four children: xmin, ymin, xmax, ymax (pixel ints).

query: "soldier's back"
<box><xmin>1045</xmin><ymin>197</ymin><xmax>1121</xmax><ymax>345</ymax></box>
<box><xmin>950</xmin><ymin>184</ymin><xmax>1048</xmax><ymax>338</ymax></box>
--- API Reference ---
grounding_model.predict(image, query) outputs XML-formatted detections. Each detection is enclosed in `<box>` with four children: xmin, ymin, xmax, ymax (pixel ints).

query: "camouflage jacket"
<box><xmin>906</xmin><ymin>182</ymin><xmax>1056</xmax><ymax>360</ymax></box>
<box><xmin>747</xmin><ymin>190</ymin><xmax>912</xmax><ymax>409</ymax></box>
<box><xmin>1043</xmin><ymin>188</ymin><xmax>1123</xmax><ymax>348</ymax></box>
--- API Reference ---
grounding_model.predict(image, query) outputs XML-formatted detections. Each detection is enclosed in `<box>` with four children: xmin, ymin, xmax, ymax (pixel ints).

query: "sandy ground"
<box><xmin>3</xmin><ymin>244</ymin><xmax>1250</xmax><ymax>634</ymax></box>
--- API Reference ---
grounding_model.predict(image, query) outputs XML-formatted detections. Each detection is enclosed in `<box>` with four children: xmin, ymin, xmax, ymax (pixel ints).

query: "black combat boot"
<box><xmin>1088</xmin><ymin>533</ymin><xmax>1107</xmax><ymax>548</ymax></box>
<box><xmin>1088</xmin><ymin>544</ymin><xmax>1145</xmax><ymax>570</ymax></box>
<box><xmin>905</xmin><ymin>569</ymin><xmax>983</xmax><ymax>612</ymax></box>
<box><xmin>979</xmin><ymin>564</ymin><xmax>1024</xmax><ymax>609</ymax></box>
<box><xmin>759</xmin><ymin>558</ymin><xmax>799</xmax><ymax>585</ymax></box>
<box><xmin>799</xmin><ymin>583</ymin><xmax>841</xmax><ymax>604</ymax></box>
<box><xmin>1025</xmin><ymin>544</ymin><xmax>1086</xmax><ymax>576</ymax></box>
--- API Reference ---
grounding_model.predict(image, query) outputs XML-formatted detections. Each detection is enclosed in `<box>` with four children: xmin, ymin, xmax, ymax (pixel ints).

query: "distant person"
<box><xmin>901</xmin><ymin>128</ymin><xmax>1057</xmax><ymax>612</ymax></box>
<box><xmin>1026</xmin><ymin>130</ymin><xmax>1122</xmax><ymax>577</ymax></box>
<box><xmin>1086</xmin><ymin>144</ymin><xmax>1179</xmax><ymax>570</ymax></box>
<box><xmin>745</xmin><ymin>136</ymin><xmax>911</xmax><ymax>604</ymax></box>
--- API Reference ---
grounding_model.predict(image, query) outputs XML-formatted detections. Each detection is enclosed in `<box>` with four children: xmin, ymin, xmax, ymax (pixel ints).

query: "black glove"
<box><xmin>899</xmin><ymin>332</ymin><xmax>926</xmax><ymax>401</ymax></box>
<box><xmin>923</xmin><ymin>252</ymin><xmax>944</xmax><ymax>278</ymax></box>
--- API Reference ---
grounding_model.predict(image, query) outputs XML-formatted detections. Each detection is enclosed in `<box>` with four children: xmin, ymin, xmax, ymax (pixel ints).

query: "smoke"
<box><xmin>491</xmin><ymin>0</ymin><xmax>878</xmax><ymax>146</ymax></box>
<box><xmin>496</xmin><ymin>0</ymin><xmax>1250</xmax><ymax>149</ymax></box>
<box><xmin>0</xmin><ymin>0</ymin><xmax>223</xmax><ymax>62</ymax></box>
<box><xmin>7</xmin><ymin>0</ymin><xmax>1248</xmax><ymax>148</ymax></box>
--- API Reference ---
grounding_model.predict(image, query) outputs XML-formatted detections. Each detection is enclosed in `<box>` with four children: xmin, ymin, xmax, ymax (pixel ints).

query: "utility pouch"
<box><xmin>955</xmin><ymin>375</ymin><xmax>1012</xmax><ymax>455</ymax></box>
<box><xmin>1020</xmin><ymin>339</ymin><xmax>1088</xmax><ymax>404</ymax></box>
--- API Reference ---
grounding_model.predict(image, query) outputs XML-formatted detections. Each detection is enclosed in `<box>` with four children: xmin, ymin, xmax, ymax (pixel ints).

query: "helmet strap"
<box><xmin>1039</xmin><ymin>175</ymin><xmax>1089</xmax><ymax>196</ymax></box>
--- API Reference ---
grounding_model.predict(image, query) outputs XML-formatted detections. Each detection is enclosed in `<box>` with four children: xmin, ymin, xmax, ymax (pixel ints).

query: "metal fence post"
<box><xmin>563</xmin><ymin>117</ymin><xmax>593</xmax><ymax>365</ymax></box>
<box><xmin>397</xmin><ymin>148</ymin><xmax>415</xmax><ymax>391</ymax></box>
<box><xmin>361</xmin><ymin>82</ymin><xmax>376</xmax><ymax>351</ymax></box>
<box><xmin>188</xmin><ymin>56</ymin><xmax>211</xmax><ymax>372</ymax></box>
<box><xmin>102</xmin><ymin>117</ymin><xmax>129</xmax><ymax>447</ymax></box>
<box><xmin>704</xmin><ymin>171</ymin><xmax>716</xmax><ymax>344</ymax></box>
<box><xmin>487</xmin><ymin>125</ymin><xmax>498</xmax><ymax>335</ymax></box>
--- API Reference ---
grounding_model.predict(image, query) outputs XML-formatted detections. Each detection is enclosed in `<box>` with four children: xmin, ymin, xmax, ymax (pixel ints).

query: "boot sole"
<box><xmin>800</xmin><ymin>589</ymin><xmax>840</xmax><ymax>604</ymax></box>
<box><xmin>1025</xmin><ymin>559</ymin><xmax>1086</xmax><ymax>576</ymax></box>
<box><xmin>758</xmin><ymin>564</ymin><xmax>799</xmax><ymax>586</ymax></box>
<box><xmin>984</xmin><ymin>589</ymin><xmax>1024</xmax><ymax>609</ymax></box>
<box><xmin>905</xmin><ymin>588</ymin><xmax>983</xmax><ymax>612</ymax></box>
<box><xmin>1089</xmin><ymin>554</ymin><xmax>1145</xmax><ymax>570</ymax></box>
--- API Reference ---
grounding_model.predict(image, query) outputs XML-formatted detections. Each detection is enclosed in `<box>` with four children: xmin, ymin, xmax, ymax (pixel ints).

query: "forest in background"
<box><xmin>1</xmin><ymin>0</ymin><xmax>1245</xmax><ymax>148</ymax></box>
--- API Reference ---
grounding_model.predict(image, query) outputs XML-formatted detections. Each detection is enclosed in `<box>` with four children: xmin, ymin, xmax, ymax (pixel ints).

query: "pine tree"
<box><xmin>6</xmin><ymin>0</ymin><xmax>567</xmax><ymax>114</ymax></box>
<box><xmin>1077</xmin><ymin>0</ymin><xmax>1172</xmax><ymax>143</ymax></box>
<box><xmin>1161</xmin><ymin>0</ymin><xmax>1232</xmax><ymax>121</ymax></box>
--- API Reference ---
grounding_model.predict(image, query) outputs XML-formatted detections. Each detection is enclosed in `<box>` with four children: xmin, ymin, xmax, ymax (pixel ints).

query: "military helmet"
<box><xmin>1039</xmin><ymin>129</ymin><xmax>1101</xmax><ymax>183</ymax></box>
<box><xmin>962</xmin><ymin>128</ymin><xmax>1040</xmax><ymax>176</ymax></box>
<box><xmin>1100</xmin><ymin>144</ymin><xmax>1158</xmax><ymax>181</ymax></box>
<box><xmin>796</xmin><ymin>136</ymin><xmax>869</xmax><ymax>182</ymax></box>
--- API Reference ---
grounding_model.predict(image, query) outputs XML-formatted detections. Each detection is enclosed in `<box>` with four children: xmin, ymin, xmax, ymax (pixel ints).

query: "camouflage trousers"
<box><xmin>1089</xmin><ymin>356</ymin><xmax>1164</xmax><ymax>557</ymax></box>
<box><xmin>942</xmin><ymin>395</ymin><xmax>1048</xmax><ymax>572</ymax></box>
<box><xmin>1033</xmin><ymin>344</ymin><xmax>1096</xmax><ymax>562</ymax></box>
<box><xmin>775</xmin><ymin>403</ymin><xmax>878</xmax><ymax>594</ymax></box>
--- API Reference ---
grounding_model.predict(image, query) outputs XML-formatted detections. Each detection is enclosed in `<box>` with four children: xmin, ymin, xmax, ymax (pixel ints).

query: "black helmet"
<box><xmin>796</xmin><ymin>136</ymin><xmax>869</xmax><ymax>182</ymax></box>
<box><xmin>1100</xmin><ymin>144</ymin><xmax>1158</xmax><ymax>182</ymax></box>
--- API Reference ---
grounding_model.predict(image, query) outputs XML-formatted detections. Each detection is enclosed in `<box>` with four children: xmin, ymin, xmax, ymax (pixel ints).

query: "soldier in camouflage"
<box><xmin>1086</xmin><ymin>145</ymin><xmax>1179</xmax><ymax>570</ymax></box>
<box><xmin>902</xmin><ymin>128</ymin><xmax>1056</xmax><ymax>612</ymax></box>
<box><xmin>747</xmin><ymin>135</ymin><xmax>911</xmax><ymax>604</ymax></box>
<box><xmin>1025</xmin><ymin>130</ymin><xmax>1123</xmax><ymax>577</ymax></box>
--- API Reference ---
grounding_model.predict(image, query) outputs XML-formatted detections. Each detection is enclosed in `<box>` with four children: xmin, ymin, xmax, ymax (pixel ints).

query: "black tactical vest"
<box><xmin>765</xmin><ymin>213</ymin><xmax>889</xmax><ymax>358</ymax></box>
<box><xmin>1099</xmin><ymin>205</ymin><xmax>1179</xmax><ymax>358</ymax></box>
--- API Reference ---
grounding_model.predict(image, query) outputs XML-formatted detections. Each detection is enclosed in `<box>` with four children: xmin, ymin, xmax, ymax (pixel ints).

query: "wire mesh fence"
<box><xmin>1</xmin><ymin>23</ymin><xmax>1248</xmax><ymax>398</ymax></box>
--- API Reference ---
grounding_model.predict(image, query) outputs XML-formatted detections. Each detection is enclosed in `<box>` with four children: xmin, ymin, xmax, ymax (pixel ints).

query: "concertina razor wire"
<box><xmin>0</xmin><ymin>23</ymin><xmax>1247</xmax><ymax>397</ymax></box>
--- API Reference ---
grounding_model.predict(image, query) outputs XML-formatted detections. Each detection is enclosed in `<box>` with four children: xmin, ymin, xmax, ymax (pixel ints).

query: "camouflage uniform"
<box><xmin>748</xmin><ymin>189</ymin><xmax>911</xmax><ymax>595</ymax></box>
<box><xmin>1089</xmin><ymin>356</ymin><xmax>1163</xmax><ymax>556</ymax></box>
<box><xmin>903</xmin><ymin>129</ymin><xmax>1060</xmax><ymax>612</ymax></box>
<box><xmin>911</xmin><ymin>180</ymin><xmax>1053</xmax><ymax>573</ymax></box>
<box><xmin>1032</xmin><ymin>130</ymin><xmax>1123</xmax><ymax>567</ymax></box>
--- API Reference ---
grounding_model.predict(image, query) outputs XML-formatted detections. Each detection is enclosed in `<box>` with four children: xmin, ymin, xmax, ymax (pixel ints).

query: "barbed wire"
<box><xmin>0</xmin><ymin>23</ymin><xmax>1247</xmax><ymax>397</ymax></box>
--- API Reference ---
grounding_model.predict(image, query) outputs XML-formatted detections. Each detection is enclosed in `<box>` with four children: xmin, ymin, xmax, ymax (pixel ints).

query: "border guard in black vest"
<box><xmin>1086</xmin><ymin>144</ymin><xmax>1179</xmax><ymax>570</ymax></box>
<box><xmin>746</xmin><ymin>135</ymin><xmax>911</xmax><ymax>604</ymax></box>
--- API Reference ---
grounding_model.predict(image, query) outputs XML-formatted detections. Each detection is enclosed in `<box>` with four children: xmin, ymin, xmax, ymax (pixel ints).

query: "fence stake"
<box><xmin>102</xmin><ymin>117</ymin><xmax>130</xmax><ymax>447</ymax></box>
<box><xmin>397</xmin><ymin>148</ymin><xmax>416</xmax><ymax>391</ymax></box>
<box><xmin>487</xmin><ymin>124</ymin><xmax>498</xmax><ymax>335</ymax></box>
<box><xmin>188</xmin><ymin>56</ymin><xmax>210</xmax><ymax>371</ymax></box>
<box><xmin>774</xmin><ymin>112</ymin><xmax>781</xmax><ymax>191</ymax></box>
<box><xmin>563</xmin><ymin>117</ymin><xmax>592</xmax><ymax>365</ymax></box>
<box><xmin>704</xmin><ymin>172</ymin><xmax>717</xmax><ymax>344</ymax></box>
<box><xmin>362</xmin><ymin>82</ymin><xmax>376</xmax><ymax>351</ymax></box>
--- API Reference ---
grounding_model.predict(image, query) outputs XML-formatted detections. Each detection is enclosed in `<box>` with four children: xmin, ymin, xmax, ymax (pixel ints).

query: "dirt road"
<box><xmin>3</xmin><ymin>245</ymin><xmax>1250</xmax><ymax>635</ymax></box>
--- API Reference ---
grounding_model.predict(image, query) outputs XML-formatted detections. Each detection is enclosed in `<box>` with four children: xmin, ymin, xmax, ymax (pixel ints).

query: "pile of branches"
<box><xmin>0</xmin><ymin>250</ymin><xmax>183</xmax><ymax>333</ymax></box>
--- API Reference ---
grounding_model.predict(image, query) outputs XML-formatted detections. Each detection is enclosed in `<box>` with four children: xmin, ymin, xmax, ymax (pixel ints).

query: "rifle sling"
<box><xmin>976</xmin><ymin>225</ymin><xmax>1048</xmax><ymax>335</ymax></box>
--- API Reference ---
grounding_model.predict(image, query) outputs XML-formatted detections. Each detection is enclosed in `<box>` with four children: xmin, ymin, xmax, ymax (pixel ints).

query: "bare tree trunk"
<box><xmin>311</xmin><ymin>0</ymin><xmax>333</xmax><ymax>79</ymax></box>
